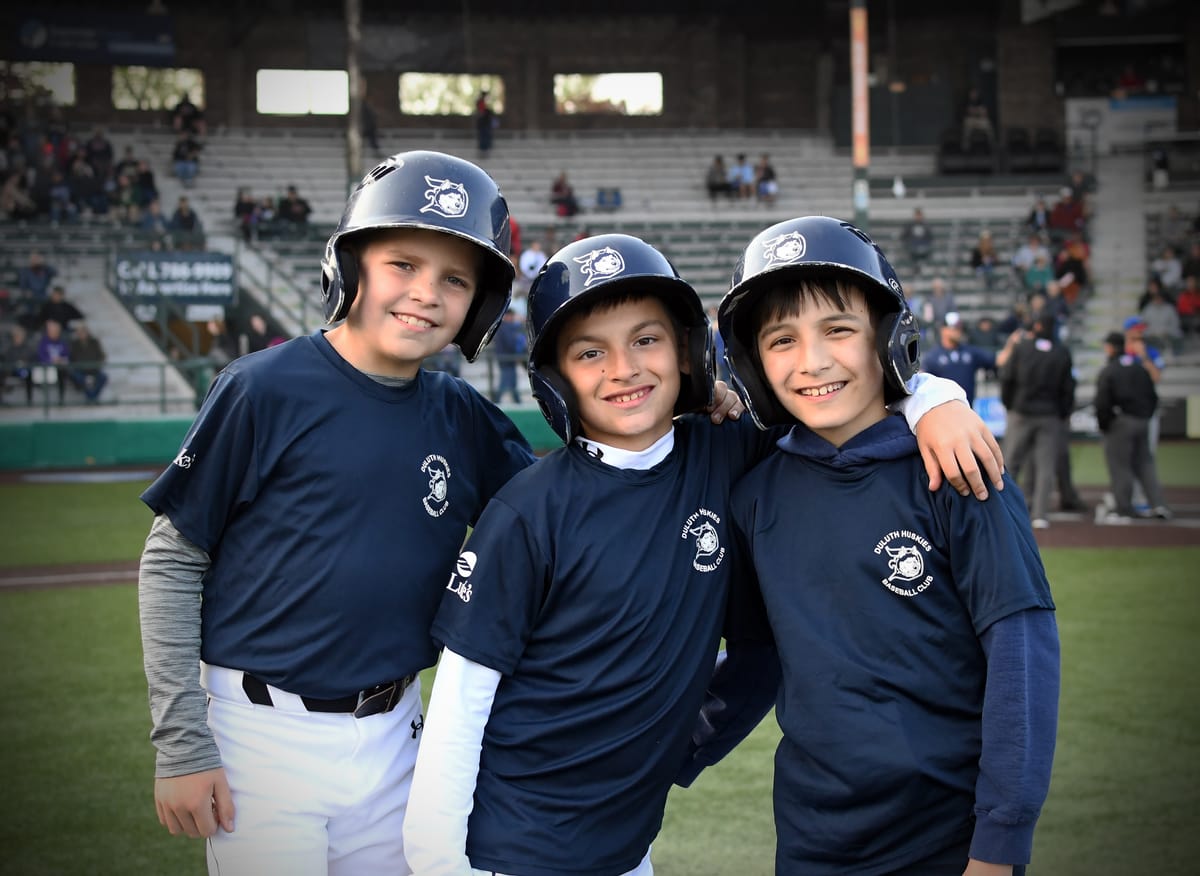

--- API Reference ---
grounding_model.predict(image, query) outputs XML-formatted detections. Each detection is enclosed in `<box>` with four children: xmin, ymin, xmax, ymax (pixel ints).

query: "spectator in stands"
<box><xmin>277</xmin><ymin>184</ymin><xmax>313</xmax><ymax>235</ymax></box>
<box><xmin>517</xmin><ymin>239</ymin><xmax>548</xmax><ymax>295</ymax></box>
<box><xmin>68</xmin><ymin>153</ymin><xmax>107</xmax><ymax>219</ymax></box>
<box><xmin>754</xmin><ymin>153</ymin><xmax>779</xmax><ymax>205</ymax></box>
<box><xmin>508</xmin><ymin>213</ymin><xmax>522</xmax><ymax>263</ymax></box>
<box><xmin>1048</xmin><ymin>188</ymin><xmax>1086</xmax><ymax>242</ymax></box>
<box><xmin>1176</xmin><ymin>273</ymin><xmax>1200</xmax><ymax>340</ymax></box>
<box><xmin>110</xmin><ymin>172</ymin><xmax>141</xmax><ymax>226</ymax></box>
<box><xmin>1011</xmin><ymin>232</ymin><xmax>1050</xmax><ymax>290</ymax></box>
<box><xmin>969</xmin><ymin>228</ymin><xmax>999</xmax><ymax>291</ymax></box>
<box><xmin>1</xmin><ymin>323</ymin><xmax>36</xmax><ymax>405</ymax></box>
<box><xmin>138</xmin><ymin>197</ymin><xmax>171</xmax><ymax>247</ymax></box>
<box><xmin>915</xmin><ymin>276</ymin><xmax>957</xmax><ymax>335</ymax></box>
<box><xmin>1053</xmin><ymin>230</ymin><xmax>1090</xmax><ymax>307</ymax></box>
<box><xmin>35</xmin><ymin>318</ymin><xmax>70</xmax><ymax>405</ymax></box>
<box><xmin>170</xmin><ymin>92</ymin><xmax>207</xmax><ymax>138</ymax></box>
<box><xmin>113</xmin><ymin>144</ymin><xmax>139</xmax><ymax>182</ymax></box>
<box><xmin>1025</xmin><ymin>196</ymin><xmax>1051</xmax><ymax>238</ymax></box>
<box><xmin>1181</xmin><ymin>240</ymin><xmax>1200</xmax><ymax>285</ymax></box>
<box><xmin>968</xmin><ymin>314</ymin><xmax>1006</xmax><ymax>357</ymax></box>
<box><xmin>490</xmin><ymin>308</ymin><xmax>525</xmax><ymax>405</ymax></box>
<box><xmin>233</xmin><ymin>187</ymin><xmax>261</xmax><ymax>242</ymax></box>
<box><xmin>17</xmin><ymin>250</ymin><xmax>57</xmax><ymax>304</ymax></box>
<box><xmin>550</xmin><ymin>171</ymin><xmax>580</xmax><ymax>218</ymax></box>
<box><xmin>1150</xmin><ymin>243</ymin><xmax>1183</xmax><ymax>293</ymax></box>
<box><xmin>47</xmin><ymin>169</ymin><xmax>78</xmax><ymax>225</ymax></box>
<box><xmin>83</xmin><ymin>126</ymin><xmax>114</xmax><ymax>181</ymax></box>
<box><xmin>168</xmin><ymin>195</ymin><xmax>204</xmax><ymax>250</ymax></box>
<box><xmin>258</xmin><ymin>194</ymin><xmax>277</xmax><ymax>231</ymax></box>
<box><xmin>901</xmin><ymin>207</ymin><xmax>935</xmax><ymax>272</ymax></box>
<box><xmin>1</xmin><ymin>169</ymin><xmax>38</xmax><ymax>221</ymax></box>
<box><xmin>705</xmin><ymin>155</ymin><xmax>732</xmax><ymax>203</ymax></box>
<box><xmin>1040</xmin><ymin>280</ymin><xmax>1071</xmax><ymax>341</ymax></box>
<box><xmin>728</xmin><ymin>153</ymin><xmax>755</xmax><ymax>200</ymax></box>
<box><xmin>205</xmin><ymin>317</ymin><xmax>239</xmax><ymax>371</ymax></box>
<box><xmin>959</xmin><ymin>87</ymin><xmax>995</xmax><ymax>152</ymax></box>
<box><xmin>37</xmin><ymin>285</ymin><xmax>84</xmax><ymax>332</ymax></box>
<box><xmin>1160</xmin><ymin>204</ymin><xmax>1192</xmax><ymax>252</ymax></box>
<box><xmin>241</xmin><ymin>313</ymin><xmax>281</xmax><ymax>355</ymax></box>
<box><xmin>1137</xmin><ymin>275</ymin><xmax>1170</xmax><ymax>311</ymax></box>
<box><xmin>1139</xmin><ymin>282</ymin><xmax>1183</xmax><ymax>356</ymax></box>
<box><xmin>133</xmin><ymin>159</ymin><xmax>159</xmax><ymax>209</ymax></box>
<box><xmin>67</xmin><ymin>321</ymin><xmax>108</xmax><ymax>404</ymax></box>
<box><xmin>1113</xmin><ymin>62</ymin><xmax>1145</xmax><ymax>96</ymax></box>
<box><xmin>172</xmin><ymin>132</ymin><xmax>202</xmax><ymax>188</ymax></box>
<box><xmin>475</xmin><ymin>90</ymin><xmax>495</xmax><ymax>157</ymax></box>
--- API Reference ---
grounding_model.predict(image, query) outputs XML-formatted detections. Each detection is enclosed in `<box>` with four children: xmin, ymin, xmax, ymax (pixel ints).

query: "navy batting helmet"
<box><xmin>527</xmin><ymin>234</ymin><xmax>715</xmax><ymax>444</ymax></box>
<box><xmin>319</xmin><ymin>150</ymin><xmax>514</xmax><ymax>362</ymax></box>
<box><xmin>718</xmin><ymin>215</ymin><xmax>920</xmax><ymax>428</ymax></box>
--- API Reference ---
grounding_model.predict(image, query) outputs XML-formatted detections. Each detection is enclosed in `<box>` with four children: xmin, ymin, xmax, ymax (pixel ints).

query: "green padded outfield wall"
<box><xmin>0</xmin><ymin>410</ymin><xmax>563</xmax><ymax>471</ymax></box>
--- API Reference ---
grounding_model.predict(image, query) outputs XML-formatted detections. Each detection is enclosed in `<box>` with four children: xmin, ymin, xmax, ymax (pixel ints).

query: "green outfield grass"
<box><xmin>0</xmin><ymin>441</ymin><xmax>1197</xmax><ymax>874</ymax></box>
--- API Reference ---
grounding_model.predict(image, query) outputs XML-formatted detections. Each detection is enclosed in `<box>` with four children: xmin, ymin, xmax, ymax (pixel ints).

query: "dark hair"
<box><xmin>748</xmin><ymin>275</ymin><xmax>885</xmax><ymax>341</ymax></box>
<box><xmin>554</xmin><ymin>290</ymin><xmax>686</xmax><ymax>361</ymax></box>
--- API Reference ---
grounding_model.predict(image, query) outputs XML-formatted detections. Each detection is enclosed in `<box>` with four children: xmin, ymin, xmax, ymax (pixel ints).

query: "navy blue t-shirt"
<box><xmin>141</xmin><ymin>330</ymin><xmax>536</xmax><ymax>698</ymax></box>
<box><xmin>731</xmin><ymin>415</ymin><xmax>1054</xmax><ymax>875</ymax></box>
<box><xmin>432</xmin><ymin>415</ymin><xmax>775</xmax><ymax>876</ymax></box>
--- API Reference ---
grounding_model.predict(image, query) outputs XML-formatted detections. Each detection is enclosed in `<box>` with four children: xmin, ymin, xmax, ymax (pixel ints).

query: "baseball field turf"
<box><xmin>1</xmin><ymin>440</ymin><xmax>1197</xmax><ymax>875</ymax></box>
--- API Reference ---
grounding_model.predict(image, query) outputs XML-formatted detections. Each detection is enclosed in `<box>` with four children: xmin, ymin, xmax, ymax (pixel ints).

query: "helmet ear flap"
<box><xmin>677</xmin><ymin>321</ymin><xmax>716</xmax><ymax>415</ymax></box>
<box><xmin>529</xmin><ymin>365</ymin><xmax>578</xmax><ymax>445</ymax></box>
<box><xmin>877</xmin><ymin>307</ymin><xmax>921</xmax><ymax>403</ymax></box>
<box><xmin>321</xmin><ymin>243</ymin><xmax>358</xmax><ymax>324</ymax></box>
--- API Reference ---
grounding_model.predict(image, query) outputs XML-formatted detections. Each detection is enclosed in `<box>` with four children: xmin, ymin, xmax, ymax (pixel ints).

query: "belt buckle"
<box><xmin>353</xmin><ymin>677</ymin><xmax>409</xmax><ymax>719</ymax></box>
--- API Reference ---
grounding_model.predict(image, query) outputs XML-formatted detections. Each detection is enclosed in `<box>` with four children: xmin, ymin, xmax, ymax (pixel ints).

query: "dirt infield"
<box><xmin>2</xmin><ymin>487</ymin><xmax>1196</xmax><ymax>592</ymax></box>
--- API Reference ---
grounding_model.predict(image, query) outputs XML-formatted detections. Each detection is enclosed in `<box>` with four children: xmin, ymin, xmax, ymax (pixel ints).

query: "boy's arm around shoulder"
<box><xmin>898</xmin><ymin>372</ymin><xmax>1004</xmax><ymax>500</ymax></box>
<box><xmin>404</xmin><ymin>648</ymin><xmax>502</xmax><ymax>876</ymax></box>
<box><xmin>139</xmin><ymin>513</ymin><xmax>234</xmax><ymax>838</ymax></box>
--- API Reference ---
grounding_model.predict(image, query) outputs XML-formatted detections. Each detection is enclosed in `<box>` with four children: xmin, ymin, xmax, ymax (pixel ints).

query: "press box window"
<box><xmin>553</xmin><ymin>73</ymin><xmax>662</xmax><ymax>116</ymax></box>
<box><xmin>113</xmin><ymin>66</ymin><xmax>203</xmax><ymax>110</ymax></box>
<box><xmin>257</xmin><ymin>69</ymin><xmax>349</xmax><ymax>115</ymax></box>
<box><xmin>399</xmin><ymin>73</ymin><xmax>504</xmax><ymax>115</ymax></box>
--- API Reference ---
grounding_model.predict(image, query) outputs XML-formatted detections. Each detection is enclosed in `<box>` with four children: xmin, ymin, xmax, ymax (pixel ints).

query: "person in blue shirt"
<box><xmin>137</xmin><ymin>151</ymin><xmax>541</xmax><ymax>875</ymax></box>
<box><xmin>685</xmin><ymin>216</ymin><xmax>1059</xmax><ymax>876</ymax></box>
<box><xmin>404</xmin><ymin>231</ymin><xmax>1007</xmax><ymax>876</ymax></box>
<box><xmin>922</xmin><ymin>311</ymin><xmax>1017</xmax><ymax>407</ymax></box>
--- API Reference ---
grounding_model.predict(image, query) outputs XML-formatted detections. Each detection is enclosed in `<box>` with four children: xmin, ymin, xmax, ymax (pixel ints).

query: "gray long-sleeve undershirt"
<box><xmin>138</xmin><ymin>513</ymin><xmax>221</xmax><ymax>778</ymax></box>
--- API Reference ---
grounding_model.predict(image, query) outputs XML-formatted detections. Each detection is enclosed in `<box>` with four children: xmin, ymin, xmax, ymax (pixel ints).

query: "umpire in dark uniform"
<box><xmin>1094</xmin><ymin>331</ymin><xmax>1171</xmax><ymax>521</ymax></box>
<box><xmin>1001</xmin><ymin>310</ymin><xmax>1075</xmax><ymax>529</ymax></box>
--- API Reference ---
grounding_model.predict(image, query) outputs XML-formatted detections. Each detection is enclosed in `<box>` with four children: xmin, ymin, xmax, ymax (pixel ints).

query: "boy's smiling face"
<box><xmin>756</xmin><ymin>284</ymin><xmax>887</xmax><ymax>448</ymax></box>
<box><xmin>556</xmin><ymin>295</ymin><xmax>683</xmax><ymax>452</ymax></box>
<box><xmin>329</xmin><ymin>227</ymin><xmax>480</xmax><ymax>378</ymax></box>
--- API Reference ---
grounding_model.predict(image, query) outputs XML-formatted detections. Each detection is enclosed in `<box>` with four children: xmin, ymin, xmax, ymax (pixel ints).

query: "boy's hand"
<box><xmin>155</xmin><ymin>767</ymin><xmax>235</xmax><ymax>838</ymax></box>
<box><xmin>915</xmin><ymin>401</ymin><xmax>1004</xmax><ymax>499</ymax></box>
<box><xmin>707</xmin><ymin>380</ymin><xmax>745</xmax><ymax>423</ymax></box>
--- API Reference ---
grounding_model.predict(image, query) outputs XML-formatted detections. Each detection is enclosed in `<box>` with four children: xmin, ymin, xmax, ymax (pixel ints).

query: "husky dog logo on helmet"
<box><xmin>681</xmin><ymin>508</ymin><xmax>725</xmax><ymax>573</ymax></box>
<box><xmin>761</xmin><ymin>231</ymin><xmax>807</xmax><ymax>267</ymax></box>
<box><xmin>573</xmin><ymin>246</ymin><xmax>626</xmax><ymax>287</ymax></box>
<box><xmin>420</xmin><ymin>176</ymin><xmax>469</xmax><ymax>219</ymax></box>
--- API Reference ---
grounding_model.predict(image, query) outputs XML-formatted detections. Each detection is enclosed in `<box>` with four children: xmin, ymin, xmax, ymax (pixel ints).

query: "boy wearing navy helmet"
<box><xmin>687</xmin><ymin>216</ymin><xmax>1060</xmax><ymax>876</ymax></box>
<box><xmin>404</xmin><ymin>231</ymin><xmax>1006</xmax><ymax>876</ymax></box>
<box><xmin>138</xmin><ymin>151</ymin><xmax>541</xmax><ymax>874</ymax></box>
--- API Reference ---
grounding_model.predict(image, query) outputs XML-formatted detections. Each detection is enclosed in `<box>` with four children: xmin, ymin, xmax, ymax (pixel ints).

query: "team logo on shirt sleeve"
<box><xmin>421</xmin><ymin>454</ymin><xmax>451</xmax><ymax>517</ymax></box>
<box><xmin>681</xmin><ymin>508</ymin><xmax>725</xmax><ymax>572</ymax></box>
<box><xmin>873</xmin><ymin>530</ymin><xmax>934</xmax><ymax>597</ymax></box>
<box><xmin>446</xmin><ymin>550</ymin><xmax>476</xmax><ymax>602</ymax></box>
